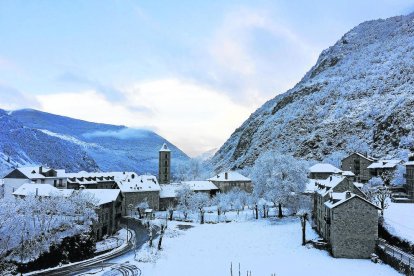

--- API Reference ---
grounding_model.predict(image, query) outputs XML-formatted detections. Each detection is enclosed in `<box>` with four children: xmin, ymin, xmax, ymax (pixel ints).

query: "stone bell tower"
<box><xmin>159</xmin><ymin>143</ymin><xmax>171</xmax><ymax>184</ymax></box>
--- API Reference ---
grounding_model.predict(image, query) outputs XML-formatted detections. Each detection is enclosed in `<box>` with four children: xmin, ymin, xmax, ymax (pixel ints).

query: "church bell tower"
<box><xmin>159</xmin><ymin>143</ymin><xmax>171</xmax><ymax>184</ymax></box>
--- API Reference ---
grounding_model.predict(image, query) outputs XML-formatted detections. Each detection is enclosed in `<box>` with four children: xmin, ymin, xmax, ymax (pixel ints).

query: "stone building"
<box><xmin>308</xmin><ymin>163</ymin><xmax>342</xmax><ymax>180</ymax></box>
<box><xmin>341</xmin><ymin>152</ymin><xmax>377</xmax><ymax>183</ymax></box>
<box><xmin>313</xmin><ymin>175</ymin><xmax>365</xmax><ymax>233</ymax></box>
<box><xmin>12</xmin><ymin>184</ymin><xmax>123</xmax><ymax>240</ymax></box>
<box><xmin>2</xmin><ymin>166</ymin><xmax>67</xmax><ymax>198</ymax></box>
<box><xmin>159</xmin><ymin>181</ymin><xmax>219</xmax><ymax>210</ymax></box>
<box><xmin>83</xmin><ymin>189</ymin><xmax>123</xmax><ymax>239</ymax></box>
<box><xmin>117</xmin><ymin>173</ymin><xmax>161</xmax><ymax>215</ymax></box>
<box><xmin>208</xmin><ymin>171</ymin><xmax>252</xmax><ymax>193</ymax></box>
<box><xmin>159</xmin><ymin>143</ymin><xmax>171</xmax><ymax>184</ymax></box>
<box><xmin>404</xmin><ymin>155</ymin><xmax>414</xmax><ymax>200</ymax></box>
<box><xmin>367</xmin><ymin>159</ymin><xmax>402</xmax><ymax>182</ymax></box>
<box><xmin>323</xmin><ymin>192</ymin><xmax>381</xmax><ymax>258</ymax></box>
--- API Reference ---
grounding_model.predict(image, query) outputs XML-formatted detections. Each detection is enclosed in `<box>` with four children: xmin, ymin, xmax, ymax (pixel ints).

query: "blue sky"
<box><xmin>0</xmin><ymin>0</ymin><xmax>413</xmax><ymax>156</ymax></box>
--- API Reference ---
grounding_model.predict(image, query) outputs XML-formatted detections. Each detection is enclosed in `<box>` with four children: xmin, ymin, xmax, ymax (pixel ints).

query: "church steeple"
<box><xmin>159</xmin><ymin>143</ymin><xmax>171</xmax><ymax>184</ymax></box>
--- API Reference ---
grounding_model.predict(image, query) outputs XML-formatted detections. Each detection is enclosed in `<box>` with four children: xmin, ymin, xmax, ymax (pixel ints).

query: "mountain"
<box><xmin>0</xmin><ymin>109</ymin><xmax>189</xmax><ymax>176</ymax></box>
<box><xmin>210</xmin><ymin>13</ymin><xmax>414</xmax><ymax>172</ymax></box>
<box><xmin>194</xmin><ymin>148</ymin><xmax>218</xmax><ymax>162</ymax></box>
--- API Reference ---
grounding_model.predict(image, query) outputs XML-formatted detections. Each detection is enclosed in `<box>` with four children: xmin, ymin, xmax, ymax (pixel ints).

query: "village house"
<box><xmin>312</xmin><ymin>174</ymin><xmax>381</xmax><ymax>259</ymax></box>
<box><xmin>65</xmin><ymin>171</ymin><xmax>119</xmax><ymax>189</ymax></box>
<box><xmin>404</xmin><ymin>155</ymin><xmax>414</xmax><ymax>200</ymax></box>
<box><xmin>341</xmin><ymin>152</ymin><xmax>377</xmax><ymax>183</ymax></box>
<box><xmin>116</xmin><ymin>173</ymin><xmax>161</xmax><ymax>215</ymax></box>
<box><xmin>308</xmin><ymin>163</ymin><xmax>342</xmax><ymax>180</ymax></box>
<box><xmin>367</xmin><ymin>159</ymin><xmax>402</xmax><ymax>182</ymax></box>
<box><xmin>313</xmin><ymin>175</ymin><xmax>365</xmax><ymax>233</ymax></box>
<box><xmin>159</xmin><ymin>181</ymin><xmax>219</xmax><ymax>210</ymax></box>
<box><xmin>208</xmin><ymin>171</ymin><xmax>252</xmax><ymax>193</ymax></box>
<box><xmin>323</xmin><ymin>191</ymin><xmax>381</xmax><ymax>258</ymax></box>
<box><xmin>12</xmin><ymin>184</ymin><xmax>123</xmax><ymax>240</ymax></box>
<box><xmin>2</xmin><ymin>166</ymin><xmax>67</xmax><ymax>198</ymax></box>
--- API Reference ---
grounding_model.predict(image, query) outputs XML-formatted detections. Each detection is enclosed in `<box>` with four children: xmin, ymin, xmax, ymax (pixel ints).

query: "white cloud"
<box><xmin>36</xmin><ymin>79</ymin><xmax>253</xmax><ymax>157</ymax></box>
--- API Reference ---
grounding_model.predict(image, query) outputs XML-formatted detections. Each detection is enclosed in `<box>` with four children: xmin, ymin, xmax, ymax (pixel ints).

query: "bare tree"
<box><xmin>364</xmin><ymin>177</ymin><xmax>390</xmax><ymax>216</ymax></box>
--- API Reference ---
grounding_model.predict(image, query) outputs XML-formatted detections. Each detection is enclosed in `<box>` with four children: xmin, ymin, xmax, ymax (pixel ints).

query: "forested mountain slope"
<box><xmin>210</xmin><ymin>13</ymin><xmax>414</xmax><ymax>171</ymax></box>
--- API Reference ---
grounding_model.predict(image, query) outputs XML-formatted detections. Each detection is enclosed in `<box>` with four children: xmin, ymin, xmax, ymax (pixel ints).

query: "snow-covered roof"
<box><xmin>324</xmin><ymin>191</ymin><xmax>381</xmax><ymax>210</ymax></box>
<box><xmin>308</xmin><ymin>163</ymin><xmax>342</xmax><ymax>174</ymax></box>
<box><xmin>82</xmin><ymin>189</ymin><xmax>121</xmax><ymax>205</ymax></box>
<box><xmin>305</xmin><ymin>179</ymin><xmax>318</xmax><ymax>194</ymax></box>
<box><xmin>13</xmin><ymin>183</ymin><xmax>73</xmax><ymax>197</ymax></box>
<box><xmin>351</xmin><ymin>152</ymin><xmax>377</xmax><ymax>162</ymax></box>
<box><xmin>315</xmin><ymin>175</ymin><xmax>347</xmax><ymax>195</ymax></box>
<box><xmin>12</xmin><ymin>166</ymin><xmax>67</xmax><ymax>179</ymax></box>
<box><xmin>160</xmin><ymin>143</ymin><xmax>171</xmax><ymax>152</ymax></box>
<box><xmin>117</xmin><ymin>174</ymin><xmax>160</xmax><ymax>193</ymax></box>
<box><xmin>341</xmin><ymin>170</ymin><xmax>355</xmax><ymax>176</ymax></box>
<box><xmin>405</xmin><ymin>161</ymin><xmax>414</xmax><ymax>166</ymax></box>
<box><xmin>160</xmin><ymin>184</ymin><xmax>181</xmax><ymax>198</ymax></box>
<box><xmin>208</xmin><ymin>171</ymin><xmax>251</xmax><ymax>182</ymax></box>
<box><xmin>367</xmin><ymin>159</ymin><xmax>401</xmax><ymax>169</ymax></box>
<box><xmin>182</xmin><ymin>181</ymin><xmax>218</xmax><ymax>191</ymax></box>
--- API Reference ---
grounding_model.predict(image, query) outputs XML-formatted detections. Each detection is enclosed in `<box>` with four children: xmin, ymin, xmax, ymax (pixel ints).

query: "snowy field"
<box><xmin>99</xmin><ymin>218</ymin><xmax>397</xmax><ymax>276</ymax></box>
<box><xmin>383</xmin><ymin>202</ymin><xmax>414</xmax><ymax>244</ymax></box>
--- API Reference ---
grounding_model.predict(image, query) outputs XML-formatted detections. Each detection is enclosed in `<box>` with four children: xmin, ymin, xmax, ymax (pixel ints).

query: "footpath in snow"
<box><xmin>97</xmin><ymin>217</ymin><xmax>398</xmax><ymax>276</ymax></box>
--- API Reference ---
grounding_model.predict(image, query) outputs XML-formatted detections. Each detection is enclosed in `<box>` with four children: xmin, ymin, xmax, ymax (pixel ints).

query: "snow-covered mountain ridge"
<box><xmin>0</xmin><ymin>109</ymin><xmax>189</xmax><ymax>176</ymax></box>
<box><xmin>210</xmin><ymin>13</ymin><xmax>414</xmax><ymax>171</ymax></box>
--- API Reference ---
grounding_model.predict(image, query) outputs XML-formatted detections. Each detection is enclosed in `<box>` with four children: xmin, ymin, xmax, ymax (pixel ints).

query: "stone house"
<box><xmin>313</xmin><ymin>175</ymin><xmax>365</xmax><ymax>233</ymax></box>
<box><xmin>2</xmin><ymin>166</ymin><xmax>67</xmax><ymax>198</ymax></box>
<box><xmin>404</xmin><ymin>157</ymin><xmax>414</xmax><ymax>200</ymax></box>
<box><xmin>159</xmin><ymin>183</ymin><xmax>181</xmax><ymax>211</ymax></box>
<box><xmin>367</xmin><ymin>159</ymin><xmax>402</xmax><ymax>182</ymax></box>
<box><xmin>308</xmin><ymin>163</ymin><xmax>342</xmax><ymax>180</ymax></box>
<box><xmin>159</xmin><ymin>181</ymin><xmax>219</xmax><ymax>210</ymax></box>
<box><xmin>323</xmin><ymin>192</ymin><xmax>381</xmax><ymax>258</ymax></box>
<box><xmin>341</xmin><ymin>152</ymin><xmax>377</xmax><ymax>183</ymax></box>
<box><xmin>208</xmin><ymin>171</ymin><xmax>252</xmax><ymax>193</ymax></box>
<box><xmin>12</xmin><ymin>184</ymin><xmax>123</xmax><ymax>240</ymax></box>
<box><xmin>83</xmin><ymin>189</ymin><xmax>123</xmax><ymax>239</ymax></box>
<box><xmin>117</xmin><ymin>173</ymin><xmax>161</xmax><ymax>215</ymax></box>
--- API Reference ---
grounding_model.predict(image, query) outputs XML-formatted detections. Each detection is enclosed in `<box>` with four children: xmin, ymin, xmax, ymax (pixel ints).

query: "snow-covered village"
<box><xmin>1</xmin><ymin>1</ymin><xmax>414</xmax><ymax>276</ymax></box>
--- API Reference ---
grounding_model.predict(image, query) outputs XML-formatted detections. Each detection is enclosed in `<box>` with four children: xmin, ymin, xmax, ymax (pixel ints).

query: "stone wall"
<box><xmin>122</xmin><ymin>191</ymin><xmax>160</xmax><ymax>215</ymax></box>
<box><xmin>211</xmin><ymin>180</ymin><xmax>252</xmax><ymax>193</ymax></box>
<box><xmin>341</xmin><ymin>154</ymin><xmax>373</xmax><ymax>183</ymax></box>
<box><xmin>405</xmin><ymin>165</ymin><xmax>414</xmax><ymax>199</ymax></box>
<box><xmin>329</xmin><ymin>198</ymin><xmax>378</xmax><ymax>258</ymax></box>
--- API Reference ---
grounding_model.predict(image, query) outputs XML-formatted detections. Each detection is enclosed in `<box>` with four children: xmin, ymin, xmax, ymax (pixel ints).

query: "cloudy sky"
<box><xmin>0</xmin><ymin>1</ymin><xmax>413</xmax><ymax>156</ymax></box>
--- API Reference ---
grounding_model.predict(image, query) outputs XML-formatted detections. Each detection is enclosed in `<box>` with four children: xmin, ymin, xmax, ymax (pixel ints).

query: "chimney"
<box><xmin>225</xmin><ymin>172</ymin><xmax>228</xmax><ymax>180</ymax></box>
<box><xmin>329</xmin><ymin>176</ymin><xmax>332</xmax><ymax>181</ymax></box>
<box><xmin>345</xmin><ymin>191</ymin><xmax>352</xmax><ymax>199</ymax></box>
<box><xmin>35</xmin><ymin>188</ymin><xmax>38</xmax><ymax>197</ymax></box>
<box><xmin>39</xmin><ymin>166</ymin><xmax>43</xmax><ymax>174</ymax></box>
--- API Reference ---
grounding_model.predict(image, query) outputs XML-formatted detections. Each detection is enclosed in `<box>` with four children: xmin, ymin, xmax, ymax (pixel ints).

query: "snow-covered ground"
<box><xmin>383</xmin><ymin>202</ymin><xmax>414</xmax><ymax>244</ymax></box>
<box><xmin>95</xmin><ymin>229</ymin><xmax>128</xmax><ymax>253</ymax></box>
<box><xmin>98</xmin><ymin>218</ymin><xmax>397</xmax><ymax>276</ymax></box>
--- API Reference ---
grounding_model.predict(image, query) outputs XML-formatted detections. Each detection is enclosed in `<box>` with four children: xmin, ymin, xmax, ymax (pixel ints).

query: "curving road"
<box><xmin>33</xmin><ymin>217</ymin><xmax>153</xmax><ymax>276</ymax></box>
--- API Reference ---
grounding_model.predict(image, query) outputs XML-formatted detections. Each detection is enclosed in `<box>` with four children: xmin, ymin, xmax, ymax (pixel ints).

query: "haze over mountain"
<box><xmin>0</xmin><ymin>109</ymin><xmax>189</xmax><ymax>176</ymax></box>
<box><xmin>210</xmin><ymin>13</ymin><xmax>414</xmax><ymax>172</ymax></box>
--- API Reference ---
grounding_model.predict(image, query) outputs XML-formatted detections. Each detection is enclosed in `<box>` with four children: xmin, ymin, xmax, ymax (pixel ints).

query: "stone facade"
<box><xmin>405</xmin><ymin>162</ymin><xmax>414</xmax><ymax>199</ymax></box>
<box><xmin>122</xmin><ymin>191</ymin><xmax>160</xmax><ymax>215</ymax></box>
<box><xmin>211</xmin><ymin>180</ymin><xmax>252</xmax><ymax>193</ymax></box>
<box><xmin>325</xmin><ymin>195</ymin><xmax>380</xmax><ymax>258</ymax></box>
<box><xmin>159</xmin><ymin>143</ymin><xmax>171</xmax><ymax>184</ymax></box>
<box><xmin>93</xmin><ymin>194</ymin><xmax>123</xmax><ymax>240</ymax></box>
<box><xmin>313</xmin><ymin>177</ymin><xmax>365</xmax><ymax>237</ymax></box>
<box><xmin>341</xmin><ymin>153</ymin><xmax>376</xmax><ymax>183</ymax></box>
